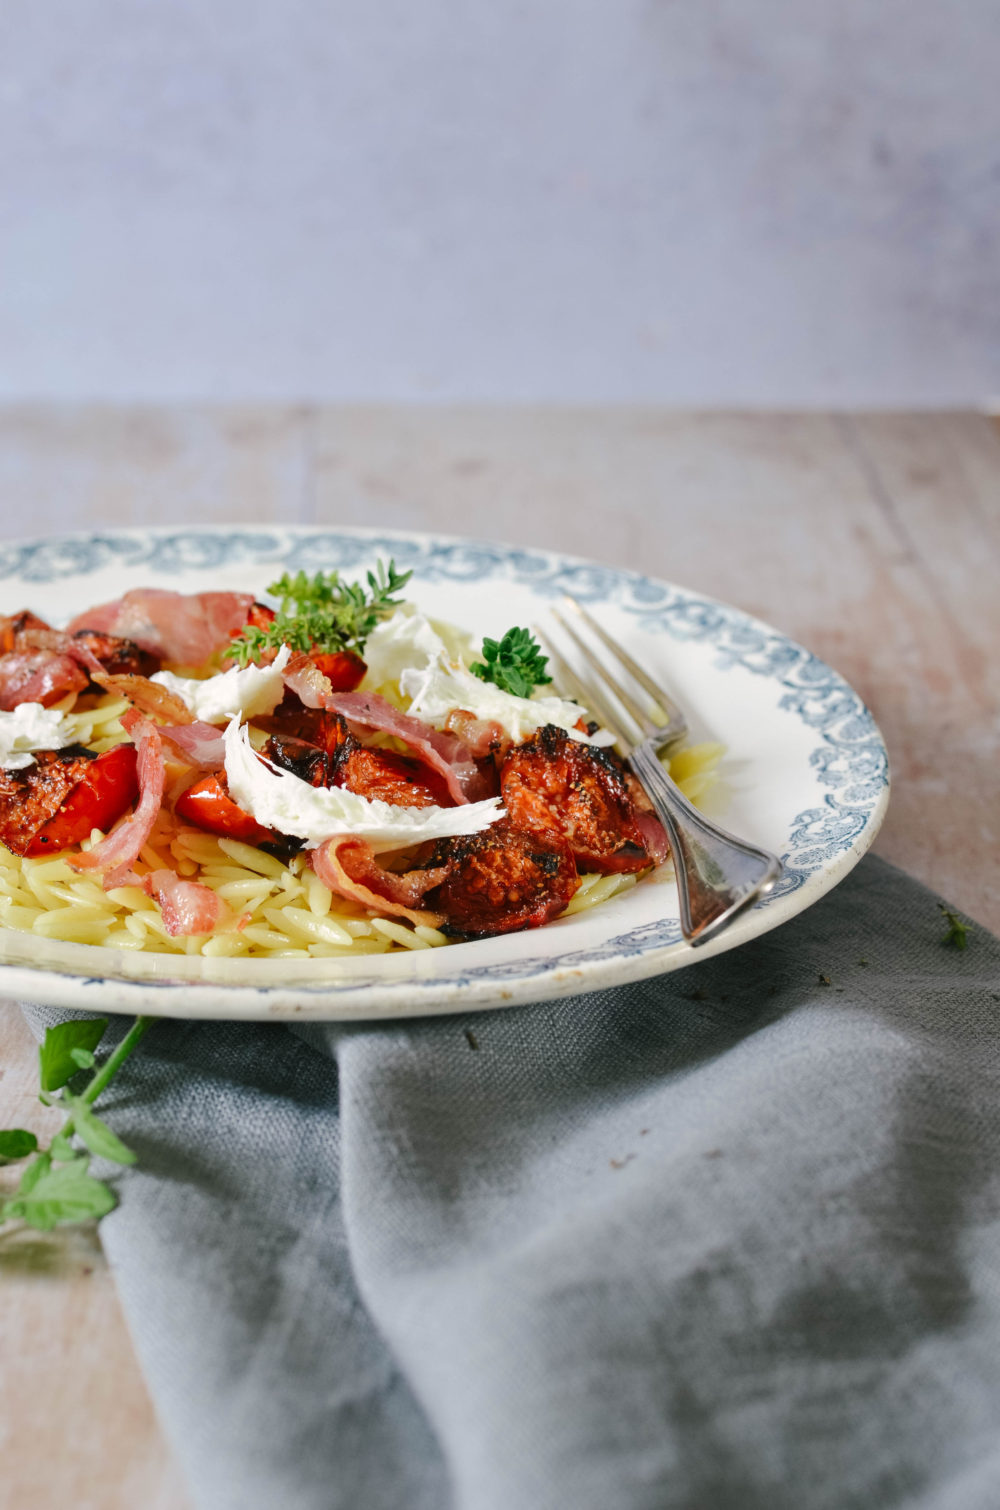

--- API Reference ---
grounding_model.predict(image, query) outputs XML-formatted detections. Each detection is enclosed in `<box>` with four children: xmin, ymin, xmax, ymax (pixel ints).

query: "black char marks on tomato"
<box><xmin>0</xmin><ymin>749</ymin><xmax>97</xmax><ymax>855</ymax></box>
<box><xmin>500</xmin><ymin>723</ymin><xmax>650</xmax><ymax>875</ymax></box>
<box><xmin>424</xmin><ymin>820</ymin><xmax>579</xmax><ymax>938</ymax></box>
<box><xmin>258</xmin><ymin>706</ymin><xmax>351</xmax><ymax>760</ymax></box>
<box><xmin>264</xmin><ymin>732</ymin><xmax>334</xmax><ymax>788</ymax></box>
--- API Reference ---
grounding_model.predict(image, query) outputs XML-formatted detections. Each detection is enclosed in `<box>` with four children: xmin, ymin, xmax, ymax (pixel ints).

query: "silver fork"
<box><xmin>537</xmin><ymin>597</ymin><xmax>783</xmax><ymax>947</ymax></box>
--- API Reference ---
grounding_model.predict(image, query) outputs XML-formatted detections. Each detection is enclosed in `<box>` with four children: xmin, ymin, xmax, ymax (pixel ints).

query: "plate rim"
<box><xmin>0</xmin><ymin>521</ymin><xmax>891</xmax><ymax>1019</ymax></box>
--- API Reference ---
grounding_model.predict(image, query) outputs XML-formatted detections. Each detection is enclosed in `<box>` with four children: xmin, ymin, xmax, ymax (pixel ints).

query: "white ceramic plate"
<box><xmin>0</xmin><ymin>525</ymin><xmax>889</xmax><ymax>1020</ymax></box>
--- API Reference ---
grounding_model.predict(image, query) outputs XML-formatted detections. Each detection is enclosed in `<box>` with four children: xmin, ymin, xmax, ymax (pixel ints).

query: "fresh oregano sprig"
<box><xmin>229</xmin><ymin>559</ymin><xmax>413</xmax><ymax>667</ymax></box>
<box><xmin>0</xmin><ymin>1015</ymin><xmax>154</xmax><ymax>1231</ymax></box>
<box><xmin>470</xmin><ymin>626</ymin><xmax>553</xmax><ymax>699</ymax></box>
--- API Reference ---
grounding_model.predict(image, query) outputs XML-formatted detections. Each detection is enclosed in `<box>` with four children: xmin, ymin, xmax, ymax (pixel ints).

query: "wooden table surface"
<box><xmin>1</xmin><ymin>407</ymin><xmax>998</xmax><ymax>1509</ymax></box>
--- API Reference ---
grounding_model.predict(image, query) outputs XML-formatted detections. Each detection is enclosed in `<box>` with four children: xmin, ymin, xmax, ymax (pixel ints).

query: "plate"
<box><xmin>0</xmin><ymin>525</ymin><xmax>889</xmax><ymax>1020</ymax></box>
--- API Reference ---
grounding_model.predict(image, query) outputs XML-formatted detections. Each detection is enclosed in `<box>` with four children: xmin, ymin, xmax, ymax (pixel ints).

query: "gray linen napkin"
<box><xmin>16</xmin><ymin>855</ymin><xmax>1000</xmax><ymax>1510</ymax></box>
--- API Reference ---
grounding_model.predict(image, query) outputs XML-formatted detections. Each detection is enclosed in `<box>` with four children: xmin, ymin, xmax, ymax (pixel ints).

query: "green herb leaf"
<box><xmin>68</xmin><ymin>1102</ymin><xmax>136</xmax><ymax>1166</ymax></box>
<box><xmin>0</xmin><ymin>1129</ymin><xmax>38</xmax><ymax>1162</ymax></box>
<box><xmin>39</xmin><ymin>1018</ymin><xmax>108</xmax><ymax>1093</ymax></box>
<box><xmin>470</xmin><ymin>627</ymin><xmax>553</xmax><ymax>699</ymax></box>
<box><xmin>228</xmin><ymin>559</ymin><xmax>413</xmax><ymax>666</ymax></box>
<box><xmin>3</xmin><ymin>1015</ymin><xmax>154</xmax><ymax>1235</ymax></box>
<box><xmin>49</xmin><ymin>1132</ymin><xmax>77</xmax><ymax>1162</ymax></box>
<box><xmin>18</xmin><ymin>1151</ymin><xmax>52</xmax><ymax>1195</ymax></box>
<box><xmin>939</xmin><ymin>904</ymin><xmax>970</xmax><ymax>950</ymax></box>
<box><xmin>9</xmin><ymin>1161</ymin><xmax>116</xmax><ymax>1231</ymax></box>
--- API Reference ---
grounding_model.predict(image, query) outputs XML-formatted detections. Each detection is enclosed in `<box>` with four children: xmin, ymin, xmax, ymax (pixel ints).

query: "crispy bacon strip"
<box><xmin>624</xmin><ymin>771</ymin><xmax>671</xmax><ymax>865</ymax></box>
<box><xmin>91</xmin><ymin>671</ymin><xmax>196</xmax><ymax>726</ymax></box>
<box><xmin>87</xmin><ymin>672</ymin><xmax>228</xmax><ymax>769</ymax></box>
<box><xmin>68</xmin><ymin>711</ymin><xmax>165</xmax><ymax>889</ymax></box>
<box><xmin>144</xmin><ymin>869</ymin><xmax>236</xmax><ymax>936</ymax></box>
<box><xmin>310</xmin><ymin>837</ymin><xmax>447</xmax><ymax>928</ymax></box>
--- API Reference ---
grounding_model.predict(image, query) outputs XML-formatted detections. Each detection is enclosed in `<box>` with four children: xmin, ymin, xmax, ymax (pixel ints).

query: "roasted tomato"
<box><xmin>256</xmin><ymin>705</ymin><xmax>351</xmax><ymax>759</ymax></box>
<box><xmin>0</xmin><ymin>610</ymin><xmax>157</xmax><ymax>677</ymax></box>
<box><xmin>229</xmin><ymin>604</ymin><xmax>366</xmax><ymax>691</ymax></box>
<box><xmin>336</xmin><ymin>745</ymin><xmax>454</xmax><ymax>808</ymax></box>
<box><xmin>0</xmin><ymin>610</ymin><xmax>50</xmax><ymax>654</ymax></box>
<box><xmin>174</xmin><ymin>773</ymin><xmax>274</xmax><ymax>845</ymax></box>
<box><xmin>424</xmin><ymin>820</ymin><xmax>579</xmax><ymax>937</ymax></box>
<box><xmin>71</xmin><ymin>629</ymin><xmax>160</xmax><ymax>678</ymax></box>
<box><xmin>244</xmin><ymin>601</ymin><xmax>276</xmax><ymax>633</ymax></box>
<box><xmin>500</xmin><ymin>724</ymin><xmax>650</xmax><ymax>874</ymax></box>
<box><xmin>307</xmin><ymin>649</ymin><xmax>367</xmax><ymax>692</ymax></box>
<box><xmin>0</xmin><ymin>744</ymin><xmax>139</xmax><ymax>858</ymax></box>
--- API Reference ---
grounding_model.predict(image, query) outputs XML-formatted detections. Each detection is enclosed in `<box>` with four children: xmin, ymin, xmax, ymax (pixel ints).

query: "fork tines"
<box><xmin>536</xmin><ymin>596</ymin><xmax>688</xmax><ymax>753</ymax></box>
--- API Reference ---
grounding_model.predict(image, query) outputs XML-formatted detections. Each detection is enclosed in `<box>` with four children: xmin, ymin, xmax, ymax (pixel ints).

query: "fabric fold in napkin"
<box><xmin>18</xmin><ymin>855</ymin><xmax>1000</xmax><ymax>1510</ymax></box>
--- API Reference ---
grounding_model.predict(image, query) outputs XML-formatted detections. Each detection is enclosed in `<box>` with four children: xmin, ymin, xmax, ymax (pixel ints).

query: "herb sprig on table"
<box><xmin>0</xmin><ymin>1016</ymin><xmax>154</xmax><ymax>1231</ymax></box>
<box><xmin>939</xmin><ymin>904</ymin><xmax>971</xmax><ymax>950</ymax></box>
<box><xmin>229</xmin><ymin>560</ymin><xmax>413</xmax><ymax>666</ymax></box>
<box><xmin>470</xmin><ymin>627</ymin><xmax>552</xmax><ymax>698</ymax></box>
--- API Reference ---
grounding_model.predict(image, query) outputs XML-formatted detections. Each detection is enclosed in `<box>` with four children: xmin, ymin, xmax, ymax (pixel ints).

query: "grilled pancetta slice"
<box><xmin>0</xmin><ymin>650</ymin><xmax>89</xmax><ymax>710</ymax></box>
<box><xmin>67</xmin><ymin>589</ymin><xmax>255</xmax><ymax>668</ymax></box>
<box><xmin>68</xmin><ymin>711</ymin><xmax>165</xmax><ymax>889</ymax></box>
<box><xmin>144</xmin><ymin>869</ymin><xmax>236</xmax><ymax>936</ymax></box>
<box><xmin>310</xmin><ymin>836</ymin><xmax>447</xmax><ymax>927</ymax></box>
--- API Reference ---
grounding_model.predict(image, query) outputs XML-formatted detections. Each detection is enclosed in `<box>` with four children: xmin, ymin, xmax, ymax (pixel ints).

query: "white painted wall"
<box><xmin>0</xmin><ymin>2</ymin><xmax>996</xmax><ymax>404</ymax></box>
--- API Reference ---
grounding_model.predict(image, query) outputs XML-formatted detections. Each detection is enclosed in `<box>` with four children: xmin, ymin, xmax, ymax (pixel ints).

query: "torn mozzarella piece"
<box><xmin>362</xmin><ymin>605</ymin><xmax>450</xmax><ymax>686</ymax></box>
<box><xmin>366</xmin><ymin>608</ymin><xmax>614</xmax><ymax>746</ymax></box>
<box><xmin>151</xmin><ymin>644</ymin><xmax>292</xmax><ymax>724</ymax></box>
<box><xmin>223</xmin><ymin>718</ymin><xmax>504</xmax><ymax>852</ymax></box>
<box><xmin>0</xmin><ymin>702</ymin><xmax>77</xmax><ymax>770</ymax></box>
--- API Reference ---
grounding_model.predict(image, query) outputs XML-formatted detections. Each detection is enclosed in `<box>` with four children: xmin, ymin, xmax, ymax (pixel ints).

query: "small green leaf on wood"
<box><xmin>0</xmin><ymin>1129</ymin><xmax>38</xmax><ymax>1162</ymax></box>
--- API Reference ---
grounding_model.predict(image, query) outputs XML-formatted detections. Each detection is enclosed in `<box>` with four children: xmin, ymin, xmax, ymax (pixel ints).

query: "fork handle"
<box><xmin>629</xmin><ymin>743</ymin><xmax>783</xmax><ymax>946</ymax></box>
